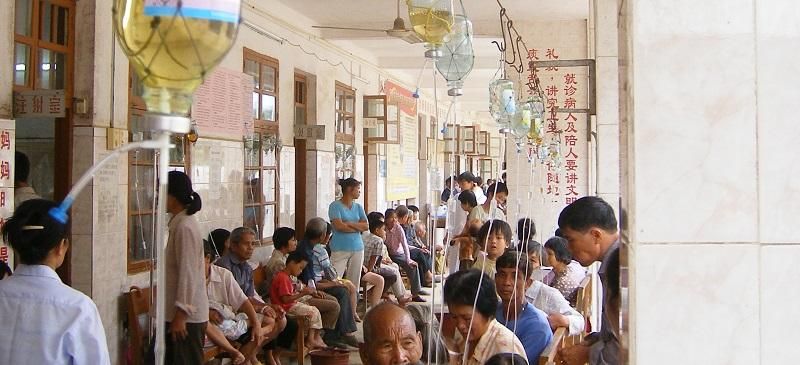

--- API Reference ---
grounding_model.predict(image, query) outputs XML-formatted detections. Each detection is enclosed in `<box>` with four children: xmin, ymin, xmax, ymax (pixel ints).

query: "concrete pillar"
<box><xmin>593</xmin><ymin>0</ymin><xmax>621</xmax><ymax>212</ymax></box>
<box><xmin>71</xmin><ymin>1</ymin><xmax>130</xmax><ymax>362</ymax></box>
<box><xmin>619</xmin><ymin>0</ymin><xmax>800</xmax><ymax>363</ymax></box>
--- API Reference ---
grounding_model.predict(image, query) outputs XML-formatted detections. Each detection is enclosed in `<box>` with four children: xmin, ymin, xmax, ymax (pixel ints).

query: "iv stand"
<box><xmin>49</xmin><ymin>114</ymin><xmax>189</xmax><ymax>365</ymax></box>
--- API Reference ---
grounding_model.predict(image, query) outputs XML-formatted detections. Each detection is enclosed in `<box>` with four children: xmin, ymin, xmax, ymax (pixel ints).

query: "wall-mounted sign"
<box><xmin>13</xmin><ymin>90</ymin><xmax>66</xmax><ymax>118</ymax></box>
<box><xmin>294</xmin><ymin>124</ymin><xmax>326</xmax><ymax>140</ymax></box>
<box><xmin>0</xmin><ymin>119</ymin><xmax>14</xmax><ymax>266</ymax></box>
<box><xmin>363</xmin><ymin>117</ymin><xmax>379</xmax><ymax>129</ymax></box>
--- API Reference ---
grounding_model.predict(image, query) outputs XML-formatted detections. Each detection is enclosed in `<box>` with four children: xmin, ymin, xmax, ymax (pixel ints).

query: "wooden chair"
<box><xmin>575</xmin><ymin>275</ymin><xmax>593</xmax><ymax>335</ymax></box>
<box><xmin>126</xmin><ymin>286</ymin><xmax>222</xmax><ymax>365</ymax></box>
<box><xmin>253</xmin><ymin>265</ymin><xmax>308</xmax><ymax>365</ymax></box>
<box><xmin>561</xmin><ymin>275</ymin><xmax>594</xmax><ymax>347</ymax></box>
<box><xmin>539</xmin><ymin>327</ymin><xmax>567</xmax><ymax>365</ymax></box>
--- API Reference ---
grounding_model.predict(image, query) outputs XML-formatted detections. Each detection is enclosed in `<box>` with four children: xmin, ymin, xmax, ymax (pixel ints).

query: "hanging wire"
<box><xmin>490</xmin><ymin>0</ymin><xmax>545</xmax><ymax>100</ymax></box>
<box><xmin>415</xmin><ymin>58</ymin><xmax>432</xmax><ymax>98</ymax></box>
<box><xmin>426</xmin><ymin>60</ymin><xmax>439</xmax><ymax>365</ymax></box>
<box><xmin>461</xmin><ymin>131</ymin><xmax>507</xmax><ymax>365</ymax></box>
<box><xmin>433</xmin><ymin>96</ymin><xmax>457</xmax><ymax>365</ymax></box>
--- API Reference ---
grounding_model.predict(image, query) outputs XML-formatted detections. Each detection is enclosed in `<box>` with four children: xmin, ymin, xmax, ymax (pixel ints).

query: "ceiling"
<box><xmin>276</xmin><ymin>0</ymin><xmax>590</xmax><ymax>121</ymax></box>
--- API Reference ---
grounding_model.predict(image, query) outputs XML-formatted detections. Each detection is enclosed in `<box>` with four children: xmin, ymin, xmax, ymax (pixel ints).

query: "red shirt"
<box><xmin>269</xmin><ymin>271</ymin><xmax>295</xmax><ymax>311</ymax></box>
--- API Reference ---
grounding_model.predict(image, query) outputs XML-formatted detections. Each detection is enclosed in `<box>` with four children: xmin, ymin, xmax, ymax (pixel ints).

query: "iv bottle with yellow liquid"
<box><xmin>407</xmin><ymin>0</ymin><xmax>455</xmax><ymax>47</ymax></box>
<box><xmin>113</xmin><ymin>0</ymin><xmax>241</xmax><ymax>116</ymax></box>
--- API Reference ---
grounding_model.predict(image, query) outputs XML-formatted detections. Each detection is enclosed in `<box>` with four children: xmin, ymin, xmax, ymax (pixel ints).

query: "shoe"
<box><xmin>412</xmin><ymin>296</ymin><xmax>426</xmax><ymax>302</ymax></box>
<box><xmin>340</xmin><ymin>334</ymin><xmax>360</xmax><ymax>349</ymax></box>
<box><xmin>422</xmin><ymin>281</ymin><xmax>433</xmax><ymax>288</ymax></box>
<box><xmin>418</xmin><ymin>289</ymin><xmax>430</xmax><ymax>296</ymax></box>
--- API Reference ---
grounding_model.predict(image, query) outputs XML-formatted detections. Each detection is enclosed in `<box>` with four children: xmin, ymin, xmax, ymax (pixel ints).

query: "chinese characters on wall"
<box><xmin>526</xmin><ymin>47</ymin><xmax>588</xmax><ymax>207</ymax></box>
<box><xmin>0</xmin><ymin>120</ymin><xmax>15</xmax><ymax>264</ymax></box>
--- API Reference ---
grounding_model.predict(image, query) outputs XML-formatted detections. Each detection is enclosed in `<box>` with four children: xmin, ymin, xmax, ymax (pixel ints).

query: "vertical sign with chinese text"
<box><xmin>507</xmin><ymin>22</ymin><xmax>590</xmax><ymax>239</ymax></box>
<box><xmin>0</xmin><ymin>119</ymin><xmax>15</xmax><ymax>265</ymax></box>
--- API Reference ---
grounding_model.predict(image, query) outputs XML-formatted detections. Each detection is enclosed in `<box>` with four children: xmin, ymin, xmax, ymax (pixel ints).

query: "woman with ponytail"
<box><xmin>164</xmin><ymin>170</ymin><xmax>209</xmax><ymax>364</ymax></box>
<box><xmin>328</xmin><ymin>178</ymin><xmax>369</xmax><ymax>312</ymax></box>
<box><xmin>0</xmin><ymin>199</ymin><xmax>110</xmax><ymax>364</ymax></box>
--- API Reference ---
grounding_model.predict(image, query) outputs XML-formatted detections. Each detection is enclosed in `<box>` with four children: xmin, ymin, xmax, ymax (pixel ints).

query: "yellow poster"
<box><xmin>384</xmin><ymin>81</ymin><xmax>418</xmax><ymax>201</ymax></box>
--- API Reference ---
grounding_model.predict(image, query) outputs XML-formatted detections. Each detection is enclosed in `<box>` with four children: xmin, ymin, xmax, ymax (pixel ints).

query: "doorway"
<box><xmin>13</xmin><ymin>0</ymin><xmax>75</xmax><ymax>284</ymax></box>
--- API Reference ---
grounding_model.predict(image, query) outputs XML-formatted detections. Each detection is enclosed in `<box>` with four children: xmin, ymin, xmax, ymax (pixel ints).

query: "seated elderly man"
<box><xmin>203</xmin><ymin>241</ymin><xmax>268</xmax><ymax>364</ymax></box>
<box><xmin>216</xmin><ymin>227</ymin><xmax>297</xmax><ymax>365</ymax></box>
<box><xmin>359</xmin><ymin>303</ymin><xmax>424</xmax><ymax>365</ymax></box>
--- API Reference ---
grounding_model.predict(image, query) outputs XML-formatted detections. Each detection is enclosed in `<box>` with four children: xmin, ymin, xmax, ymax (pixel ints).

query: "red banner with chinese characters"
<box><xmin>0</xmin><ymin>119</ymin><xmax>15</xmax><ymax>265</ymax></box>
<box><xmin>384</xmin><ymin>80</ymin><xmax>418</xmax><ymax>116</ymax></box>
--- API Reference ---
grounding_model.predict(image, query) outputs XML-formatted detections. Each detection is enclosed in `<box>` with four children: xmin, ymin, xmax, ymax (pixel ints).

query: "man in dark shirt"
<box><xmin>216</xmin><ymin>227</ymin><xmax>299</xmax><ymax>360</ymax></box>
<box><xmin>556</xmin><ymin>197</ymin><xmax>620</xmax><ymax>365</ymax></box>
<box><xmin>441</xmin><ymin>176</ymin><xmax>454</xmax><ymax>203</ymax></box>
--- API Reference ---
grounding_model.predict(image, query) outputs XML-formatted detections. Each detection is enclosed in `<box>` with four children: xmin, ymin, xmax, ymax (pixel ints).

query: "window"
<box><xmin>127</xmin><ymin>70</ymin><xmax>191</xmax><ymax>273</ymax></box>
<box><xmin>335</xmin><ymin>82</ymin><xmax>355</xmax><ymax>143</ymax></box>
<box><xmin>243</xmin><ymin>49</ymin><xmax>280</xmax><ymax>244</ymax></box>
<box><xmin>14</xmin><ymin>0</ymin><xmax>71</xmax><ymax>91</ymax></box>
<box><xmin>335</xmin><ymin>82</ymin><xmax>356</xmax><ymax>197</ymax></box>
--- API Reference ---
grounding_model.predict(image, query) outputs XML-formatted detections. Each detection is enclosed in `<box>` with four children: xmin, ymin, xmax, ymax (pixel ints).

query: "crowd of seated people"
<box><xmin>0</xmin><ymin>172</ymin><xmax>619</xmax><ymax>365</ymax></box>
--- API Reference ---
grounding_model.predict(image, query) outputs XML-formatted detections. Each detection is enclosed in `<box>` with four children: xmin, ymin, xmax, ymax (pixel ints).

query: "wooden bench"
<box><xmin>126</xmin><ymin>286</ymin><xmax>222</xmax><ymax>365</ymax></box>
<box><xmin>539</xmin><ymin>327</ymin><xmax>567</xmax><ymax>365</ymax></box>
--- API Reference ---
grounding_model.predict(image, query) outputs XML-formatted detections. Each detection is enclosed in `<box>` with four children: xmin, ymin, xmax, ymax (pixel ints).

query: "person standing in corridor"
<box><xmin>328</xmin><ymin>178</ymin><xmax>369</xmax><ymax>298</ymax></box>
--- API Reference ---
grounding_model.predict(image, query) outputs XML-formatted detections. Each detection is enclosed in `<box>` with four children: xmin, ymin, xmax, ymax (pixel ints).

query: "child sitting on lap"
<box><xmin>270</xmin><ymin>251</ymin><xmax>328</xmax><ymax>350</ymax></box>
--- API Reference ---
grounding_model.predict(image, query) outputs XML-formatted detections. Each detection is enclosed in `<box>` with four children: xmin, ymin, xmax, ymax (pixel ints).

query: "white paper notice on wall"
<box><xmin>192</xmin><ymin>67</ymin><xmax>254</xmax><ymax>140</ymax></box>
<box><xmin>0</xmin><ymin>119</ymin><xmax>15</xmax><ymax>266</ymax></box>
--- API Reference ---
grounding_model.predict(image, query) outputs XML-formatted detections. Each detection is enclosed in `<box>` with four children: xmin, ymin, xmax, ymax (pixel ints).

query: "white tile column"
<box><xmin>593</xmin><ymin>0</ymin><xmax>621</xmax><ymax>212</ymax></box>
<box><xmin>619</xmin><ymin>0</ymin><xmax>800</xmax><ymax>363</ymax></box>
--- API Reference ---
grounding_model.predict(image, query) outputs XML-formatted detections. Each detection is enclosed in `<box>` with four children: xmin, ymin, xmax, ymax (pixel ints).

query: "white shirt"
<box><xmin>0</xmin><ymin>264</ymin><xmax>110</xmax><ymax>364</ymax></box>
<box><xmin>446</xmin><ymin>195</ymin><xmax>468</xmax><ymax>238</ymax></box>
<box><xmin>14</xmin><ymin>186</ymin><xmax>41</xmax><ymax>209</ymax></box>
<box><xmin>207</xmin><ymin>265</ymin><xmax>250</xmax><ymax>312</ymax></box>
<box><xmin>449</xmin><ymin>319</ymin><xmax>528</xmax><ymax>365</ymax></box>
<box><xmin>526</xmin><ymin>280</ymin><xmax>585</xmax><ymax>335</ymax></box>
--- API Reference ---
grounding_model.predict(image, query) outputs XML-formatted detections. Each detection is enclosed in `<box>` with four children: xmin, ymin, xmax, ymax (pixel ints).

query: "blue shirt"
<box><xmin>0</xmin><ymin>265</ymin><xmax>111</xmax><ymax>364</ymax></box>
<box><xmin>496</xmin><ymin>302</ymin><xmax>553</xmax><ymax>361</ymax></box>
<box><xmin>296</xmin><ymin>239</ymin><xmax>339</xmax><ymax>284</ymax></box>
<box><xmin>328</xmin><ymin>200</ymin><xmax>367</xmax><ymax>252</ymax></box>
<box><xmin>216</xmin><ymin>253</ymin><xmax>256</xmax><ymax>297</ymax></box>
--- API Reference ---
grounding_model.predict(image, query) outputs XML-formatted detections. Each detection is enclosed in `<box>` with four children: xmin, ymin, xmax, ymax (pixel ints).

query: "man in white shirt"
<box><xmin>443</xmin><ymin>172</ymin><xmax>486</xmax><ymax>274</ymax></box>
<box><xmin>483</xmin><ymin>181</ymin><xmax>508</xmax><ymax>221</ymax></box>
<box><xmin>14</xmin><ymin>152</ymin><xmax>41</xmax><ymax>209</ymax></box>
<box><xmin>526</xmin><ymin>280</ymin><xmax>585</xmax><ymax>335</ymax></box>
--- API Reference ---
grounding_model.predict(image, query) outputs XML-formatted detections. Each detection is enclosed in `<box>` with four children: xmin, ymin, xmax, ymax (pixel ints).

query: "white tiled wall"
<box><xmin>634</xmin><ymin>245</ymin><xmax>760</xmax><ymax>364</ymax></box>
<box><xmin>192</xmin><ymin>139</ymin><xmax>245</xmax><ymax>236</ymax></box>
<box><xmin>620</xmin><ymin>0</ymin><xmax>800</xmax><ymax>363</ymax></box>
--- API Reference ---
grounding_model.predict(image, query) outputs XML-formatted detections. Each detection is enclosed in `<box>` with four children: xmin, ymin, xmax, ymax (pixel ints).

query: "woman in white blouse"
<box><xmin>0</xmin><ymin>199</ymin><xmax>110</xmax><ymax>364</ymax></box>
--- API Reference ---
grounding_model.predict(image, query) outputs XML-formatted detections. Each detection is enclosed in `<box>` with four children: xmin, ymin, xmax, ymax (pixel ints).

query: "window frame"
<box><xmin>126</xmin><ymin>70</ymin><xmax>192</xmax><ymax>274</ymax></box>
<box><xmin>335</xmin><ymin>81</ymin><xmax>356</xmax><ymax>144</ymax></box>
<box><xmin>13</xmin><ymin>0</ymin><xmax>74</xmax><ymax>93</ymax></box>
<box><xmin>243</xmin><ymin>49</ymin><xmax>281</xmax><ymax>245</ymax></box>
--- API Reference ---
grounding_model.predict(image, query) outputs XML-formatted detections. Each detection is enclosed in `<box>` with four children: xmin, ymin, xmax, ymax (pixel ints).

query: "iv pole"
<box><xmin>48</xmin><ymin>114</ymin><xmax>189</xmax><ymax>365</ymax></box>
